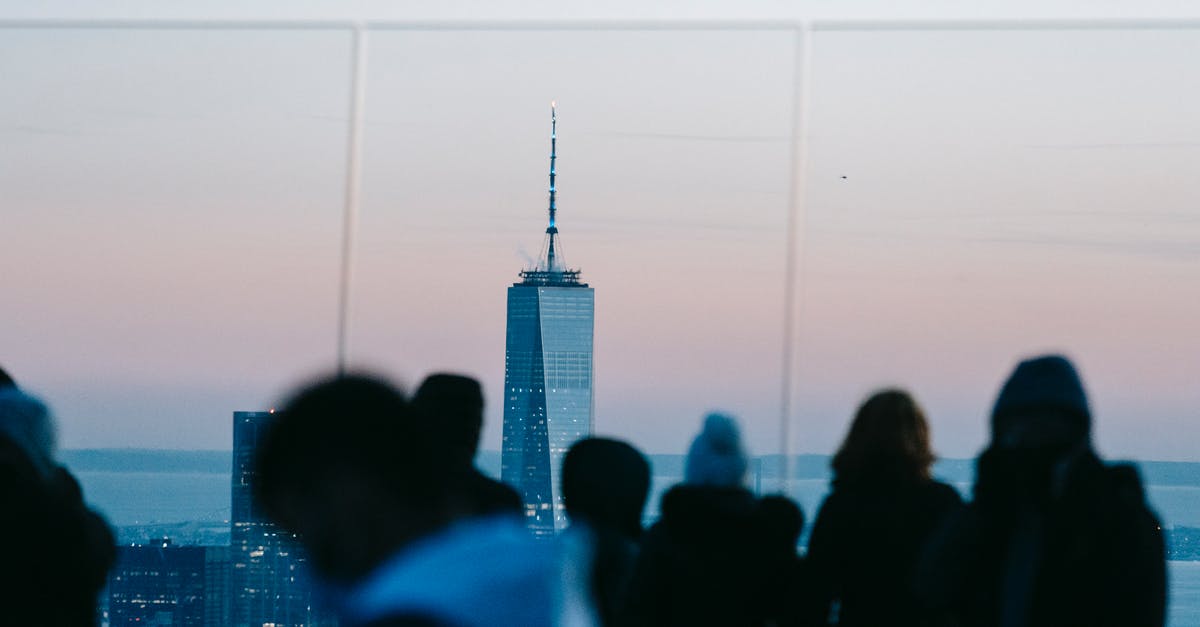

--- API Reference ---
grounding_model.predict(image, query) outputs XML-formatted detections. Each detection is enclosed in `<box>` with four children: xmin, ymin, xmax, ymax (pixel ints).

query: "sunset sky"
<box><xmin>3</xmin><ymin>2</ymin><xmax>1199</xmax><ymax>461</ymax></box>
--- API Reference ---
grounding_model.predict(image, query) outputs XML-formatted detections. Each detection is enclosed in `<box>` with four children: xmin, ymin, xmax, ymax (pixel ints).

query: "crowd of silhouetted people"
<box><xmin>0</xmin><ymin>354</ymin><xmax>1168</xmax><ymax>626</ymax></box>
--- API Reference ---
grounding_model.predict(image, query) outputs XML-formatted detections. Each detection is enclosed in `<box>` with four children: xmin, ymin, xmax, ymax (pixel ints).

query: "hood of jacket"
<box><xmin>336</xmin><ymin>515</ymin><xmax>561</xmax><ymax>627</ymax></box>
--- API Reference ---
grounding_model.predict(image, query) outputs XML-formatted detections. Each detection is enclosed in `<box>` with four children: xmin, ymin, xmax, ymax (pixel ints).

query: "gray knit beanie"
<box><xmin>684</xmin><ymin>413</ymin><xmax>748</xmax><ymax>487</ymax></box>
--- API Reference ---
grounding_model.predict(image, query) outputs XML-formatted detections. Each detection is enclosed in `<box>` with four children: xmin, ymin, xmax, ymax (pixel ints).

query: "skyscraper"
<box><xmin>501</xmin><ymin>104</ymin><xmax>595</xmax><ymax>536</ymax></box>
<box><xmin>231</xmin><ymin>411</ymin><xmax>326</xmax><ymax>627</ymax></box>
<box><xmin>107</xmin><ymin>539</ymin><xmax>228</xmax><ymax>627</ymax></box>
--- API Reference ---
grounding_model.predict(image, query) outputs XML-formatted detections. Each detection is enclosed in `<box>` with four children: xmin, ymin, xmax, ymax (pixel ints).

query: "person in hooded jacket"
<box><xmin>802</xmin><ymin>389</ymin><xmax>963</xmax><ymax>627</ymax></box>
<box><xmin>623</xmin><ymin>413</ymin><xmax>801</xmax><ymax>627</ymax></box>
<box><xmin>915</xmin><ymin>354</ymin><xmax>1166</xmax><ymax>627</ymax></box>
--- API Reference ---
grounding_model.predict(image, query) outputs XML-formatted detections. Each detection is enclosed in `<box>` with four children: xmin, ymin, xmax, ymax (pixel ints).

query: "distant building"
<box><xmin>204</xmin><ymin>546</ymin><xmax>231</xmax><ymax>627</ymax></box>
<box><xmin>501</xmin><ymin>105</ymin><xmax>595</xmax><ymax>536</ymax></box>
<box><xmin>107</xmin><ymin>539</ymin><xmax>229</xmax><ymax>627</ymax></box>
<box><xmin>231</xmin><ymin>411</ymin><xmax>328</xmax><ymax>627</ymax></box>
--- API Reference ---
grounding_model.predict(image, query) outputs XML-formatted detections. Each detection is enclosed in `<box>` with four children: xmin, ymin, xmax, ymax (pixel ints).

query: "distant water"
<box><xmin>76</xmin><ymin>469</ymin><xmax>1200</xmax><ymax>535</ymax></box>
<box><xmin>736</xmin><ymin>479</ymin><xmax>1200</xmax><ymax>528</ymax></box>
<box><xmin>73</xmin><ymin>469</ymin><xmax>1200</xmax><ymax>627</ymax></box>
<box><xmin>78</xmin><ymin>471</ymin><xmax>229</xmax><ymax>525</ymax></box>
<box><xmin>1171</xmin><ymin>561</ymin><xmax>1200</xmax><ymax>627</ymax></box>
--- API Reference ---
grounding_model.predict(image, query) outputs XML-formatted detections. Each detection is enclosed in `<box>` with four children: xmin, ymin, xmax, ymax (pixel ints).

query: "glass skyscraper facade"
<box><xmin>231</xmin><ymin>411</ymin><xmax>328</xmax><ymax>627</ymax></box>
<box><xmin>107</xmin><ymin>540</ymin><xmax>228</xmax><ymax>627</ymax></box>
<box><xmin>501</xmin><ymin>105</ymin><xmax>595</xmax><ymax>536</ymax></box>
<box><xmin>502</xmin><ymin>281</ymin><xmax>595</xmax><ymax>534</ymax></box>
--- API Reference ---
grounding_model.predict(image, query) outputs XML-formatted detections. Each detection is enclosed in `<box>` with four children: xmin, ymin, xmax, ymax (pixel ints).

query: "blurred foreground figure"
<box><xmin>918</xmin><ymin>355</ymin><xmax>1166</xmax><ymax>627</ymax></box>
<box><xmin>0</xmin><ymin>365</ymin><xmax>16</xmax><ymax>388</ymax></box>
<box><xmin>254</xmin><ymin>375</ymin><xmax>560</xmax><ymax>627</ymax></box>
<box><xmin>623</xmin><ymin>413</ymin><xmax>802</xmax><ymax>626</ymax></box>
<box><xmin>0</xmin><ymin>381</ymin><xmax>115</xmax><ymax>626</ymax></box>
<box><xmin>804</xmin><ymin>389</ymin><xmax>962</xmax><ymax>627</ymax></box>
<box><xmin>413</xmin><ymin>373</ymin><xmax>521</xmax><ymax>517</ymax></box>
<box><xmin>758</xmin><ymin>494</ymin><xmax>806</xmax><ymax>626</ymax></box>
<box><xmin>563</xmin><ymin>437</ymin><xmax>652</xmax><ymax>626</ymax></box>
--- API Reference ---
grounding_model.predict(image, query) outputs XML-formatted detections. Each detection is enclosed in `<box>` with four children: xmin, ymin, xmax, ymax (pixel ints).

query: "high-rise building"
<box><xmin>501</xmin><ymin>104</ymin><xmax>595</xmax><ymax>536</ymax></box>
<box><xmin>204</xmin><ymin>545</ymin><xmax>232</xmax><ymax>627</ymax></box>
<box><xmin>107</xmin><ymin>539</ymin><xmax>229</xmax><ymax>627</ymax></box>
<box><xmin>231</xmin><ymin>411</ymin><xmax>328</xmax><ymax>627</ymax></box>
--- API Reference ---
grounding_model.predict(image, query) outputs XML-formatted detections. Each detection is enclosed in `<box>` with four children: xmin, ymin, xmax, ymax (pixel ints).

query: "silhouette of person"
<box><xmin>803</xmin><ymin>389</ymin><xmax>963</xmax><ymax>627</ymax></box>
<box><xmin>623</xmin><ymin>413</ymin><xmax>800</xmax><ymax>627</ymax></box>
<box><xmin>0</xmin><ymin>383</ymin><xmax>115</xmax><ymax>626</ymax></box>
<box><xmin>562</xmin><ymin>437</ymin><xmax>652</xmax><ymax>626</ymax></box>
<box><xmin>253</xmin><ymin>374</ymin><xmax>561</xmax><ymax>627</ymax></box>
<box><xmin>917</xmin><ymin>355</ymin><xmax>1166</xmax><ymax>627</ymax></box>
<box><xmin>0</xmin><ymin>365</ymin><xmax>16</xmax><ymax>389</ymax></box>
<box><xmin>413</xmin><ymin>373</ymin><xmax>521</xmax><ymax>517</ymax></box>
<box><xmin>758</xmin><ymin>494</ymin><xmax>806</xmax><ymax>627</ymax></box>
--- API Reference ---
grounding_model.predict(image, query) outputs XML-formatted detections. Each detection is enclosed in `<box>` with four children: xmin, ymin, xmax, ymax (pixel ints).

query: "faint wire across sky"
<box><xmin>6</xmin><ymin>17</ymin><xmax>1200</xmax><ymax>487</ymax></box>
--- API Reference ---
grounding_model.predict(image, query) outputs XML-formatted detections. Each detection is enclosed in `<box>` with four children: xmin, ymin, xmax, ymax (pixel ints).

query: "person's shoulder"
<box><xmin>1101</xmin><ymin>462</ymin><xmax>1161</xmax><ymax>526</ymax></box>
<box><xmin>1104</xmin><ymin>462</ymin><xmax>1147</xmax><ymax>499</ymax></box>
<box><xmin>362</xmin><ymin>614</ymin><xmax>460</xmax><ymax>627</ymax></box>
<box><xmin>1070</xmin><ymin>456</ymin><xmax>1151</xmax><ymax>508</ymax></box>
<box><xmin>662</xmin><ymin>484</ymin><xmax>754</xmax><ymax>512</ymax></box>
<box><xmin>814</xmin><ymin>486</ymin><xmax>847</xmax><ymax>515</ymax></box>
<box><xmin>468</xmin><ymin>471</ymin><xmax>522</xmax><ymax>515</ymax></box>
<box><xmin>924</xmin><ymin>479</ymin><xmax>965</xmax><ymax>506</ymax></box>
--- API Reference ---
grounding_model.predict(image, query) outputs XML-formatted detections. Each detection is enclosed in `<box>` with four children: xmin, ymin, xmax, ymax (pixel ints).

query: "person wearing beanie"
<box><xmin>804</xmin><ymin>389</ymin><xmax>963</xmax><ymax>627</ymax></box>
<box><xmin>916</xmin><ymin>354</ymin><xmax>1166</xmax><ymax>627</ymax></box>
<box><xmin>562</xmin><ymin>437</ymin><xmax>652</xmax><ymax>626</ymax></box>
<box><xmin>624</xmin><ymin>413</ymin><xmax>802</xmax><ymax>627</ymax></box>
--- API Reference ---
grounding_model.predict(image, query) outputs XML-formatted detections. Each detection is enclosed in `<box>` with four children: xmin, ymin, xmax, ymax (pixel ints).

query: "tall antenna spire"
<box><xmin>519</xmin><ymin>101</ymin><xmax>585</xmax><ymax>287</ymax></box>
<box><xmin>549</xmin><ymin>101</ymin><xmax>558</xmax><ymax>229</ymax></box>
<box><xmin>545</xmin><ymin>101</ymin><xmax>559</xmax><ymax>271</ymax></box>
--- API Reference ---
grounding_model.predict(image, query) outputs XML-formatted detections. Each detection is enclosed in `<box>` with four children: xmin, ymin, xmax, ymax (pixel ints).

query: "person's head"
<box><xmin>562</xmin><ymin>437</ymin><xmax>651</xmax><ymax>540</ymax></box>
<box><xmin>832</xmin><ymin>389</ymin><xmax>935</xmax><ymax>484</ymax></box>
<box><xmin>991</xmin><ymin>354</ymin><xmax>1091</xmax><ymax>451</ymax></box>
<box><xmin>253</xmin><ymin>374</ymin><xmax>449</xmax><ymax>582</ymax></box>
<box><xmin>0</xmin><ymin>387</ymin><xmax>57</xmax><ymax>479</ymax></box>
<box><xmin>413</xmin><ymin>373</ymin><xmax>485</xmax><ymax>468</ymax></box>
<box><xmin>758</xmin><ymin>494</ymin><xmax>804</xmax><ymax>552</ymax></box>
<box><xmin>684</xmin><ymin>413</ymin><xmax>748</xmax><ymax>488</ymax></box>
<box><xmin>0</xmin><ymin>366</ymin><xmax>16</xmax><ymax>389</ymax></box>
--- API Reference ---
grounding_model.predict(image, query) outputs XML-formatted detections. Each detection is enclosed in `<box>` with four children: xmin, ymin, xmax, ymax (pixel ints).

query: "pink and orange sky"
<box><xmin>3</xmin><ymin>5</ymin><xmax>1199</xmax><ymax>460</ymax></box>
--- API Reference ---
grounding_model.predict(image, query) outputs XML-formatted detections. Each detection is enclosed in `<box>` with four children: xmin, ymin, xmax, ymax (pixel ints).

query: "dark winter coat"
<box><xmin>463</xmin><ymin>469</ymin><xmax>523</xmax><ymax>517</ymax></box>
<box><xmin>916</xmin><ymin>448</ymin><xmax>1166</xmax><ymax>627</ymax></box>
<box><xmin>804</xmin><ymin>475</ymin><xmax>963</xmax><ymax>627</ymax></box>
<box><xmin>0</xmin><ymin>436</ymin><xmax>115</xmax><ymax>626</ymax></box>
<box><xmin>586</xmin><ymin>523</ymin><xmax>641</xmax><ymax>627</ymax></box>
<box><xmin>623</xmin><ymin>485</ymin><xmax>795</xmax><ymax>627</ymax></box>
